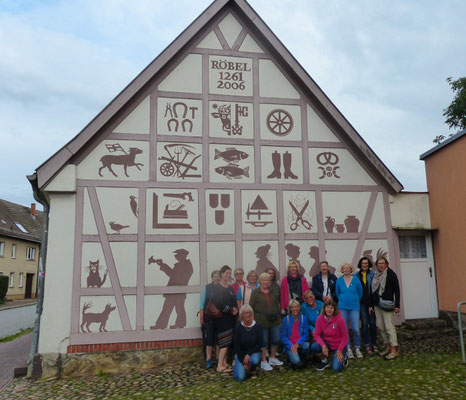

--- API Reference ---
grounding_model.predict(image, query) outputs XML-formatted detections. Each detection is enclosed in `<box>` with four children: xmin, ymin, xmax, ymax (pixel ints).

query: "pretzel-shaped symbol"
<box><xmin>316</xmin><ymin>152</ymin><xmax>339</xmax><ymax>166</ymax></box>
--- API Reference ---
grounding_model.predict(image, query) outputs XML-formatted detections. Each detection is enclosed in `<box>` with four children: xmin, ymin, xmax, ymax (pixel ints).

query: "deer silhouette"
<box><xmin>98</xmin><ymin>147</ymin><xmax>143</xmax><ymax>177</ymax></box>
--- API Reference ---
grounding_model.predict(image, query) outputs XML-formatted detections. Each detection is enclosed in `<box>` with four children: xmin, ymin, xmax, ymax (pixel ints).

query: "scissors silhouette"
<box><xmin>289</xmin><ymin>200</ymin><xmax>312</xmax><ymax>231</ymax></box>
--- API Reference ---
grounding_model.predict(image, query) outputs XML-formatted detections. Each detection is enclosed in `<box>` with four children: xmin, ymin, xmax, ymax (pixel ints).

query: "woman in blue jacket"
<box><xmin>335</xmin><ymin>262</ymin><xmax>363</xmax><ymax>359</ymax></box>
<box><xmin>355</xmin><ymin>257</ymin><xmax>378</xmax><ymax>354</ymax></box>
<box><xmin>280</xmin><ymin>299</ymin><xmax>310</xmax><ymax>369</ymax></box>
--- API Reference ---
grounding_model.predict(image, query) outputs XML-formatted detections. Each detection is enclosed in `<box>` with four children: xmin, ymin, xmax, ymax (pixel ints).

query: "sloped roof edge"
<box><xmin>420</xmin><ymin>128</ymin><xmax>466</xmax><ymax>160</ymax></box>
<box><xmin>35</xmin><ymin>0</ymin><xmax>403</xmax><ymax>193</ymax></box>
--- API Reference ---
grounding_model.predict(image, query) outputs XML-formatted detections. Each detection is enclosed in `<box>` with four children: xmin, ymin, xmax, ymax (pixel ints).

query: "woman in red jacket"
<box><xmin>311</xmin><ymin>299</ymin><xmax>349</xmax><ymax>372</ymax></box>
<box><xmin>280</xmin><ymin>261</ymin><xmax>309</xmax><ymax>314</ymax></box>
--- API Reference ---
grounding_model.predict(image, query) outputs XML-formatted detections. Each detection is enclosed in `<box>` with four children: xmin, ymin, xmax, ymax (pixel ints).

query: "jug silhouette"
<box><xmin>325</xmin><ymin>216</ymin><xmax>335</xmax><ymax>233</ymax></box>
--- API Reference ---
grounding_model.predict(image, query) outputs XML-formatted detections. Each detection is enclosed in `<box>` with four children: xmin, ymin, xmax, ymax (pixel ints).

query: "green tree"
<box><xmin>443</xmin><ymin>76</ymin><xmax>466</xmax><ymax>131</ymax></box>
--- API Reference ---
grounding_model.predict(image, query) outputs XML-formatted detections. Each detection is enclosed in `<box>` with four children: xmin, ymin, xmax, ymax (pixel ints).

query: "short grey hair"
<box><xmin>239</xmin><ymin>304</ymin><xmax>254</xmax><ymax>318</ymax></box>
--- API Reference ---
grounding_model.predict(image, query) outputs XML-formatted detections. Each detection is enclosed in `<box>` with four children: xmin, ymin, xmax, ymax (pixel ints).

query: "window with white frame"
<box><xmin>0</xmin><ymin>242</ymin><xmax>4</xmax><ymax>256</ymax></box>
<box><xmin>11</xmin><ymin>243</ymin><xmax>16</xmax><ymax>258</ymax></box>
<box><xmin>9</xmin><ymin>272</ymin><xmax>14</xmax><ymax>287</ymax></box>
<box><xmin>399</xmin><ymin>236</ymin><xmax>427</xmax><ymax>259</ymax></box>
<box><xmin>18</xmin><ymin>273</ymin><xmax>23</xmax><ymax>287</ymax></box>
<box><xmin>26</xmin><ymin>247</ymin><xmax>36</xmax><ymax>260</ymax></box>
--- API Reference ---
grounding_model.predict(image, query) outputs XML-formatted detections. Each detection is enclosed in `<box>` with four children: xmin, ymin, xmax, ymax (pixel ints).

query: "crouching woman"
<box><xmin>280</xmin><ymin>299</ymin><xmax>310</xmax><ymax>369</ymax></box>
<box><xmin>311</xmin><ymin>299</ymin><xmax>349</xmax><ymax>372</ymax></box>
<box><xmin>233</xmin><ymin>305</ymin><xmax>263</xmax><ymax>381</ymax></box>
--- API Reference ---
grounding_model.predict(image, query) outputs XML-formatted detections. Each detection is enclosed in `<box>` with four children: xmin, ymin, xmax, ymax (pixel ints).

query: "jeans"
<box><xmin>360</xmin><ymin>303</ymin><xmax>377</xmax><ymax>347</ymax></box>
<box><xmin>287</xmin><ymin>341</ymin><xmax>310</xmax><ymax>365</ymax></box>
<box><xmin>262</xmin><ymin>324</ymin><xmax>281</xmax><ymax>349</ymax></box>
<box><xmin>339</xmin><ymin>309</ymin><xmax>361</xmax><ymax>349</ymax></box>
<box><xmin>233</xmin><ymin>352</ymin><xmax>261</xmax><ymax>382</ymax></box>
<box><xmin>311</xmin><ymin>343</ymin><xmax>347</xmax><ymax>372</ymax></box>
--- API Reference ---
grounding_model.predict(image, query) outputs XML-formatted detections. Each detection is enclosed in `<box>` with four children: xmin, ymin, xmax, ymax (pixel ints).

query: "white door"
<box><xmin>399</xmin><ymin>233</ymin><xmax>438</xmax><ymax>319</ymax></box>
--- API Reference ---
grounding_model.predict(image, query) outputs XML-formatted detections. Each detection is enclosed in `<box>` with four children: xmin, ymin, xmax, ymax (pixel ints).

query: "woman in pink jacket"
<box><xmin>280</xmin><ymin>261</ymin><xmax>309</xmax><ymax>314</ymax></box>
<box><xmin>311</xmin><ymin>299</ymin><xmax>349</xmax><ymax>372</ymax></box>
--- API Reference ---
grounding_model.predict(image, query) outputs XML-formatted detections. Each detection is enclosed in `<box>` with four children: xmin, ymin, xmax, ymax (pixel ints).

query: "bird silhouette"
<box><xmin>129</xmin><ymin>196</ymin><xmax>138</xmax><ymax>217</ymax></box>
<box><xmin>109</xmin><ymin>221</ymin><xmax>129</xmax><ymax>234</ymax></box>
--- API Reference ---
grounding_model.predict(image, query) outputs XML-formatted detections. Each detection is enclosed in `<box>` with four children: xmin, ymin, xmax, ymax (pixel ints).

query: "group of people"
<box><xmin>199</xmin><ymin>256</ymin><xmax>400</xmax><ymax>381</ymax></box>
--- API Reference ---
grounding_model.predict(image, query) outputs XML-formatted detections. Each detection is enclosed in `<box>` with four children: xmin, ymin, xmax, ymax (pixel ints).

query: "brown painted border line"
<box><xmin>252</xmin><ymin>57</ymin><xmax>261</xmax><ymax>182</ymax></box>
<box><xmin>213</xmin><ymin>25</ymin><xmax>230</xmax><ymax>50</ymax></box>
<box><xmin>315</xmin><ymin>190</ymin><xmax>326</xmax><ymax>262</ymax></box>
<box><xmin>70</xmin><ymin>327</ymin><xmax>202</xmax><ymax>345</ymax></box>
<box><xmin>232</xmin><ymin>28</ymin><xmax>248</xmax><ymax>51</ymax></box>
<box><xmin>87</xmin><ymin>186</ymin><xmax>132</xmax><ymax>331</ymax></box>
<box><xmin>150</xmin><ymin>90</ymin><xmax>158</xmax><ymax>181</ymax></box>
<box><xmin>277</xmin><ymin>188</ymin><xmax>286</xmax><ymax>279</ymax></box>
<box><xmin>136</xmin><ymin>187</ymin><xmax>146</xmax><ymax>330</ymax></box>
<box><xmin>107</xmin><ymin>134</ymin><xmax>149</xmax><ymax>141</ymax></box>
<box><xmin>301</xmin><ymin>98</ymin><xmax>310</xmax><ymax>184</ymax></box>
<box><xmin>71</xmin><ymin>186</ymin><xmax>85</xmax><ymax>334</ymax></box>
<box><xmin>191</xmin><ymin>48</ymin><xmax>265</xmax><ymax>58</ymax></box>
<box><xmin>351</xmin><ymin>191</ymin><xmax>378</xmax><ymax>266</ymax></box>
<box><xmin>235</xmin><ymin>189</ymin><xmax>243</xmax><ymax>269</ymax></box>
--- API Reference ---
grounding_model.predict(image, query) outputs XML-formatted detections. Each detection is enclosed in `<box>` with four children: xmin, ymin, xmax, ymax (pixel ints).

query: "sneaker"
<box><xmin>261</xmin><ymin>361</ymin><xmax>273</xmax><ymax>371</ymax></box>
<box><xmin>347</xmin><ymin>348</ymin><xmax>354</xmax><ymax>359</ymax></box>
<box><xmin>206</xmin><ymin>359</ymin><xmax>213</xmax><ymax>369</ymax></box>
<box><xmin>344</xmin><ymin>356</ymin><xmax>349</xmax><ymax>367</ymax></box>
<box><xmin>268</xmin><ymin>357</ymin><xmax>283</xmax><ymax>366</ymax></box>
<box><xmin>316</xmin><ymin>360</ymin><xmax>330</xmax><ymax>371</ymax></box>
<box><xmin>355</xmin><ymin>348</ymin><xmax>363</xmax><ymax>358</ymax></box>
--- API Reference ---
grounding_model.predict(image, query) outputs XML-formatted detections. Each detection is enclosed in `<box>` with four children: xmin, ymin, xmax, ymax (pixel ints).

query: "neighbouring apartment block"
<box><xmin>30</xmin><ymin>0</ymin><xmax>440</xmax><ymax>362</ymax></box>
<box><xmin>0</xmin><ymin>200</ymin><xmax>42</xmax><ymax>300</ymax></box>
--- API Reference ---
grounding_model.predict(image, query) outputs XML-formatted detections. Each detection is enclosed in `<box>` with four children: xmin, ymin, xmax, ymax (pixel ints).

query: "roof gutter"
<box><xmin>26</xmin><ymin>173</ymin><xmax>50</xmax><ymax>379</ymax></box>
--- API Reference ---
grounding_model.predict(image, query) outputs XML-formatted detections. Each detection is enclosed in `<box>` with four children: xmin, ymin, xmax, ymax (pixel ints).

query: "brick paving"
<box><xmin>0</xmin><ymin>332</ymin><xmax>32</xmax><ymax>389</ymax></box>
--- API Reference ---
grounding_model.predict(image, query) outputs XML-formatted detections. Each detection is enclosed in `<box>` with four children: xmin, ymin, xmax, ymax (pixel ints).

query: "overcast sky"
<box><xmin>1</xmin><ymin>0</ymin><xmax>465</xmax><ymax>208</ymax></box>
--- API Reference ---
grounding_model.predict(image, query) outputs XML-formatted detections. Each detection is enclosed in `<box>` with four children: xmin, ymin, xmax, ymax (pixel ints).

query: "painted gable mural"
<box><xmin>67</xmin><ymin>8</ymin><xmax>397</xmax><ymax>345</ymax></box>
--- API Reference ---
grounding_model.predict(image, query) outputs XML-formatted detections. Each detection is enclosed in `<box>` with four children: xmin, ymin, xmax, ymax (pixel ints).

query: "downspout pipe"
<box><xmin>26</xmin><ymin>173</ymin><xmax>50</xmax><ymax>379</ymax></box>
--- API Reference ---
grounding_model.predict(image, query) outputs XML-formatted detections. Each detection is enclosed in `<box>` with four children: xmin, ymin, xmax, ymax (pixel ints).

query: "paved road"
<box><xmin>0</xmin><ymin>305</ymin><xmax>36</xmax><ymax>339</ymax></box>
<box><xmin>0</xmin><ymin>332</ymin><xmax>32</xmax><ymax>389</ymax></box>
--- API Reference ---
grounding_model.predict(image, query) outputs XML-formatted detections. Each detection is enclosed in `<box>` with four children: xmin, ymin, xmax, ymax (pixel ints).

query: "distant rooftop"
<box><xmin>0</xmin><ymin>199</ymin><xmax>43</xmax><ymax>243</ymax></box>
<box><xmin>420</xmin><ymin>128</ymin><xmax>466</xmax><ymax>160</ymax></box>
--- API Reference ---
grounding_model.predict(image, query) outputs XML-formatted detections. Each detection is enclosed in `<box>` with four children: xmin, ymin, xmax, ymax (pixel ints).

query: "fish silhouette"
<box><xmin>214</xmin><ymin>148</ymin><xmax>249</xmax><ymax>163</ymax></box>
<box><xmin>215</xmin><ymin>164</ymin><xmax>249</xmax><ymax>179</ymax></box>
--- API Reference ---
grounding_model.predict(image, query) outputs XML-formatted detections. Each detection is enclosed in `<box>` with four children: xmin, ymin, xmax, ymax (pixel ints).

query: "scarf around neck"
<box><xmin>372</xmin><ymin>268</ymin><xmax>388</xmax><ymax>296</ymax></box>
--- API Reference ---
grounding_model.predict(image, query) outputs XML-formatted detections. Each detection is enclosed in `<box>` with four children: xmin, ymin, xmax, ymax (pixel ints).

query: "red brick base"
<box><xmin>67</xmin><ymin>339</ymin><xmax>202</xmax><ymax>354</ymax></box>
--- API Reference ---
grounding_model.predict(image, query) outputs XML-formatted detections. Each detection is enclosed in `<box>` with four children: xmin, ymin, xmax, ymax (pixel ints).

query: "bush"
<box><xmin>0</xmin><ymin>275</ymin><xmax>8</xmax><ymax>304</ymax></box>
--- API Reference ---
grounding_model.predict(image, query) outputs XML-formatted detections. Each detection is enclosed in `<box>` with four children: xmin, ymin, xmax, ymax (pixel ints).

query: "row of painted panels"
<box><xmin>83</xmin><ymin>188</ymin><xmax>387</xmax><ymax>235</ymax></box>
<box><xmin>80</xmin><ymin>238</ymin><xmax>389</xmax><ymax>333</ymax></box>
<box><xmin>79</xmin><ymin>140</ymin><xmax>375</xmax><ymax>185</ymax></box>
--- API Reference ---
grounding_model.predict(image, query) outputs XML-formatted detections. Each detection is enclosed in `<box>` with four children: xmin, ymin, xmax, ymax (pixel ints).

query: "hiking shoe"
<box><xmin>268</xmin><ymin>357</ymin><xmax>283</xmax><ymax>366</ymax></box>
<box><xmin>355</xmin><ymin>348</ymin><xmax>363</xmax><ymax>358</ymax></box>
<box><xmin>261</xmin><ymin>361</ymin><xmax>273</xmax><ymax>371</ymax></box>
<box><xmin>347</xmin><ymin>348</ymin><xmax>354</xmax><ymax>359</ymax></box>
<box><xmin>316</xmin><ymin>360</ymin><xmax>330</xmax><ymax>371</ymax></box>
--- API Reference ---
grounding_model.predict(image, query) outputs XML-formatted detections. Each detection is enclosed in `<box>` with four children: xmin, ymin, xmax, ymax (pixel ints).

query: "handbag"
<box><xmin>205</xmin><ymin>298</ymin><xmax>222</xmax><ymax>319</ymax></box>
<box><xmin>378</xmin><ymin>298</ymin><xmax>395</xmax><ymax>312</ymax></box>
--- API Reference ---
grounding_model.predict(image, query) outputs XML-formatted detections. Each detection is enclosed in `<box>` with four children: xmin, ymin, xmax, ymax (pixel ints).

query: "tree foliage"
<box><xmin>443</xmin><ymin>76</ymin><xmax>466</xmax><ymax>131</ymax></box>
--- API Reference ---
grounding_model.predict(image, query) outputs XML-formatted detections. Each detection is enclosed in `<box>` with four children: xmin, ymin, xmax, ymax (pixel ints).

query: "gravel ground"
<box><xmin>2</xmin><ymin>336</ymin><xmax>465</xmax><ymax>400</ymax></box>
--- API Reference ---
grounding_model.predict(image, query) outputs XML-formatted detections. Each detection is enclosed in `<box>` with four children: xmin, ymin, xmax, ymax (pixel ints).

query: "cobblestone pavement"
<box><xmin>1</xmin><ymin>334</ymin><xmax>465</xmax><ymax>400</ymax></box>
<box><xmin>0</xmin><ymin>332</ymin><xmax>32</xmax><ymax>389</ymax></box>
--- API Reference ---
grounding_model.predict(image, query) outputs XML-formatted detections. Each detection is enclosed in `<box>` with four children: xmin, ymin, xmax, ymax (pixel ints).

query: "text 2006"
<box><xmin>217</xmin><ymin>72</ymin><xmax>245</xmax><ymax>90</ymax></box>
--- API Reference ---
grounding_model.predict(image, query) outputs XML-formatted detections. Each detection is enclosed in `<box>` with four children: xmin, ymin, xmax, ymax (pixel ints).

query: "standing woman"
<box><xmin>311</xmin><ymin>299</ymin><xmax>349</xmax><ymax>372</ymax></box>
<box><xmin>266</xmin><ymin>267</ymin><xmax>280</xmax><ymax>299</ymax></box>
<box><xmin>231</xmin><ymin>268</ymin><xmax>246</xmax><ymax>297</ymax></box>
<box><xmin>335</xmin><ymin>263</ymin><xmax>363</xmax><ymax>359</ymax></box>
<box><xmin>212</xmin><ymin>265</ymin><xmax>238</xmax><ymax>373</ymax></box>
<box><xmin>200</xmin><ymin>270</ymin><xmax>221</xmax><ymax>368</ymax></box>
<box><xmin>356</xmin><ymin>257</ymin><xmax>378</xmax><ymax>354</ymax></box>
<box><xmin>250</xmin><ymin>272</ymin><xmax>283</xmax><ymax>371</ymax></box>
<box><xmin>236</xmin><ymin>270</ymin><xmax>259</xmax><ymax>310</ymax></box>
<box><xmin>280</xmin><ymin>261</ymin><xmax>309</xmax><ymax>313</ymax></box>
<box><xmin>311</xmin><ymin>261</ymin><xmax>337</xmax><ymax>303</ymax></box>
<box><xmin>372</xmin><ymin>257</ymin><xmax>400</xmax><ymax>360</ymax></box>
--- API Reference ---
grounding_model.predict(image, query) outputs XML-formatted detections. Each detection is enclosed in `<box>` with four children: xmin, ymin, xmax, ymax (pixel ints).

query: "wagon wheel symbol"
<box><xmin>160</xmin><ymin>162</ymin><xmax>175</xmax><ymax>176</ymax></box>
<box><xmin>266</xmin><ymin>109</ymin><xmax>294</xmax><ymax>136</ymax></box>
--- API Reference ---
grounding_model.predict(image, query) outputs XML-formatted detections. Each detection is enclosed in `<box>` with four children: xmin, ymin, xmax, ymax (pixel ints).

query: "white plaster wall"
<box><xmin>113</xmin><ymin>96</ymin><xmax>150</xmax><ymax>134</ymax></box>
<box><xmin>43</xmin><ymin>165</ymin><xmax>76</xmax><ymax>192</ymax></box>
<box><xmin>38</xmin><ymin>193</ymin><xmax>75</xmax><ymax>354</ymax></box>
<box><xmin>218</xmin><ymin>13</ymin><xmax>243</xmax><ymax>48</ymax></box>
<box><xmin>197</xmin><ymin>30</ymin><xmax>223</xmax><ymax>50</ymax></box>
<box><xmin>389</xmin><ymin>193</ymin><xmax>431</xmax><ymax>230</ymax></box>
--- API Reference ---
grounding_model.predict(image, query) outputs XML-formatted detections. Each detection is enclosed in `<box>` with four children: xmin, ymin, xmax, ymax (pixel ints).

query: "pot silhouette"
<box><xmin>335</xmin><ymin>224</ymin><xmax>345</xmax><ymax>233</ymax></box>
<box><xmin>344</xmin><ymin>215</ymin><xmax>360</xmax><ymax>233</ymax></box>
<box><xmin>325</xmin><ymin>216</ymin><xmax>335</xmax><ymax>233</ymax></box>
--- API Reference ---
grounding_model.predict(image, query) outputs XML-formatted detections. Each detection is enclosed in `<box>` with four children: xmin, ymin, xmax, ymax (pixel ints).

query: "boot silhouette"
<box><xmin>267</xmin><ymin>150</ymin><xmax>281</xmax><ymax>178</ymax></box>
<box><xmin>283</xmin><ymin>151</ymin><xmax>298</xmax><ymax>179</ymax></box>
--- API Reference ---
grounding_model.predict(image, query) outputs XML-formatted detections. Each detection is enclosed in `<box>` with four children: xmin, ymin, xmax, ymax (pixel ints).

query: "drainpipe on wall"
<box><xmin>26</xmin><ymin>173</ymin><xmax>50</xmax><ymax>379</ymax></box>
